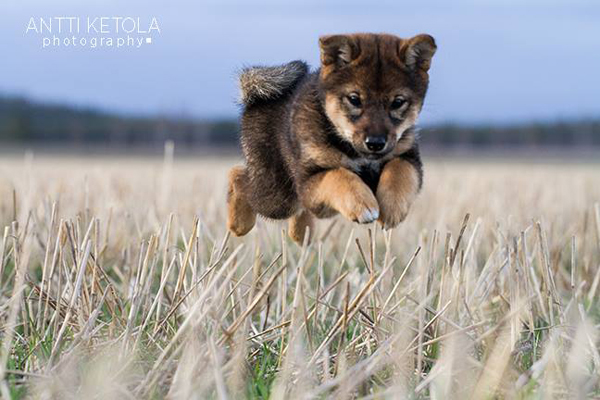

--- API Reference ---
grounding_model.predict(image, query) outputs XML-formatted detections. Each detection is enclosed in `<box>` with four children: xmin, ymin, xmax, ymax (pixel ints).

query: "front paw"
<box><xmin>340</xmin><ymin>186</ymin><xmax>380</xmax><ymax>224</ymax></box>
<box><xmin>375</xmin><ymin>158</ymin><xmax>421</xmax><ymax>230</ymax></box>
<box><xmin>376</xmin><ymin>190</ymin><xmax>412</xmax><ymax>229</ymax></box>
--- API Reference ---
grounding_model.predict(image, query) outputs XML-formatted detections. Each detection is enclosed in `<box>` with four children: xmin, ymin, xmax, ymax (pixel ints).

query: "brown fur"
<box><xmin>376</xmin><ymin>158</ymin><xmax>421</xmax><ymax>229</ymax></box>
<box><xmin>288</xmin><ymin>209</ymin><xmax>314</xmax><ymax>244</ymax></box>
<box><xmin>301</xmin><ymin>168</ymin><xmax>379</xmax><ymax>222</ymax></box>
<box><xmin>227</xmin><ymin>166</ymin><xmax>256</xmax><ymax>236</ymax></box>
<box><xmin>228</xmin><ymin>33</ymin><xmax>436</xmax><ymax>243</ymax></box>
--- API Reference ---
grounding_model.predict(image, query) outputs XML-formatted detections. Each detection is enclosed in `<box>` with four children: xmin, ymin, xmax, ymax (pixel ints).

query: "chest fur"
<box><xmin>348</xmin><ymin>159</ymin><xmax>383</xmax><ymax>193</ymax></box>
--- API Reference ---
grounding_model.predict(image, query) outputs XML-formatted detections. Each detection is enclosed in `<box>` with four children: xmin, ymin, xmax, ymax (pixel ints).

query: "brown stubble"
<box><xmin>4</xmin><ymin>155</ymin><xmax>600</xmax><ymax>398</ymax></box>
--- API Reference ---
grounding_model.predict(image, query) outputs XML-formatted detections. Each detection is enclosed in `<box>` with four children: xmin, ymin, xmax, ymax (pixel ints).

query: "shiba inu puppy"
<box><xmin>228</xmin><ymin>33</ymin><xmax>436</xmax><ymax>243</ymax></box>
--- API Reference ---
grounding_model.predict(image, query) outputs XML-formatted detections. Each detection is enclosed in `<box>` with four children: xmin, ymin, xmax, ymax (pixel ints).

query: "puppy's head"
<box><xmin>319</xmin><ymin>33</ymin><xmax>436</xmax><ymax>158</ymax></box>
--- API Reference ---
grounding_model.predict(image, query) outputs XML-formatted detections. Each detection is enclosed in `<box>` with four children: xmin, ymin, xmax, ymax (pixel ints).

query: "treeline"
<box><xmin>0</xmin><ymin>97</ymin><xmax>237</xmax><ymax>148</ymax></box>
<box><xmin>1</xmin><ymin>96</ymin><xmax>599</xmax><ymax>148</ymax></box>
<box><xmin>422</xmin><ymin>121</ymin><xmax>600</xmax><ymax>147</ymax></box>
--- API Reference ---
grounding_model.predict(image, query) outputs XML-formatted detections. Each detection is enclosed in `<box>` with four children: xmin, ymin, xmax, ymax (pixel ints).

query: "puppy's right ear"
<box><xmin>319</xmin><ymin>35</ymin><xmax>358</xmax><ymax>67</ymax></box>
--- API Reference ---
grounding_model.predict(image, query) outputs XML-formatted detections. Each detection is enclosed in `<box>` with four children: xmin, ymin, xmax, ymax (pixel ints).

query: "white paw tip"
<box><xmin>371</xmin><ymin>208</ymin><xmax>380</xmax><ymax>220</ymax></box>
<box><xmin>360</xmin><ymin>208</ymin><xmax>379</xmax><ymax>223</ymax></box>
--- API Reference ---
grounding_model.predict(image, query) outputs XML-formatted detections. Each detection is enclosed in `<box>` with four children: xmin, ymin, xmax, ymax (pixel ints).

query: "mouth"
<box><xmin>358</xmin><ymin>147</ymin><xmax>392</xmax><ymax>160</ymax></box>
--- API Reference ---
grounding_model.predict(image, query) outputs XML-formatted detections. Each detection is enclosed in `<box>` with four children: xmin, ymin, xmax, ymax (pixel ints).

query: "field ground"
<box><xmin>0</xmin><ymin>152</ymin><xmax>599</xmax><ymax>399</ymax></box>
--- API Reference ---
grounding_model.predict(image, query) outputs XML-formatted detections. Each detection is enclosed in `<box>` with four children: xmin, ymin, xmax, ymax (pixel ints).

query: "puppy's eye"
<box><xmin>390</xmin><ymin>96</ymin><xmax>406</xmax><ymax>110</ymax></box>
<box><xmin>346</xmin><ymin>93</ymin><xmax>362</xmax><ymax>108</ymax></box>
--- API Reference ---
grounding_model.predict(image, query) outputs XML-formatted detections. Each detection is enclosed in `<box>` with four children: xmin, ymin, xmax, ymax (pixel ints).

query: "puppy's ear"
<box><xmin>319</xmin><ymin>35</ymin><xmax>359</xmax><ymax>67</ymax></box>
<box><xmin>402</xmin><ymin>34</ymin><xmax>437</xmax><ymax>72</ymax></box>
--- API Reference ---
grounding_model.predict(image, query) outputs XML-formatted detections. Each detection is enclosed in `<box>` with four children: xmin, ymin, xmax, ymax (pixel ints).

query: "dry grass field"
<box><xmin>0</xmin><ymin>151</ymin><xmax>599</xmax><ymax>399</ymax></box>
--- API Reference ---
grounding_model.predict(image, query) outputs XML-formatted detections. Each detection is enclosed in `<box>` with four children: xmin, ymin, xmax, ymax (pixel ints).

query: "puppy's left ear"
<box><xmin>402</xmin><ymin>34</ymin><xmax>437</xmax><ymax>72</ymax></box>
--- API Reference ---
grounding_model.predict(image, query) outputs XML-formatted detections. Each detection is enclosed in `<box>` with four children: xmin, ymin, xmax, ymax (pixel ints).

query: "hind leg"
<box><xmin>288</xmin><ymin>209</ymin><xmax>314</xmax><ymax>244</ymax></box>
<box><xmin>227</xmin><ymin>166</ymin><xmax>256</xmax><ymax>236</ymax></box>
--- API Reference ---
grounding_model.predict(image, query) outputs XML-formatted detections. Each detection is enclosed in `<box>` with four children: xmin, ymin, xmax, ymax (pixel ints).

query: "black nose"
<box><xmin>364</xmin><ymin>136</ymin><xmax>386</xmax><ymax>152</ymax></box>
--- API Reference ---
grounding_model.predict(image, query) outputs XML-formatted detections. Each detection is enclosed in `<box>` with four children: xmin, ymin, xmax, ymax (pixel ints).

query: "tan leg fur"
<box><xmin>227</xmin><ymin>166</ymin><xmax>256</xmax><ymax>236</ymax></box>
<box><xmin>376</xmin><ymin>158</ymin><xmax>420</xmax><ymax>229</ymax></box>
<box><xmin>288</xmin><ymin>209</ymin><xmax>314</xmax><ymax>244</ymax></box>
<box><xmin>302</xmin><ymin>168</ymin><xmax>380</xmax><ymax>224</ymax></box>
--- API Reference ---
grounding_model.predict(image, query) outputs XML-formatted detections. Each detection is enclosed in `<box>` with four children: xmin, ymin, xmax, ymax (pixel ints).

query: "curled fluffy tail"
<box><xmin>239</xmin><ymin>60</ymin><xmax>308</xmax><ymax>106</ymax></box>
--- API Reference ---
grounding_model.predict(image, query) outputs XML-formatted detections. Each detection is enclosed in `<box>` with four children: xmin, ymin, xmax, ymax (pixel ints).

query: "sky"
<box><xmin>1</xmin><ymin>0</ymin><xmax>599</xmax><ymax>124</ymax></box>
